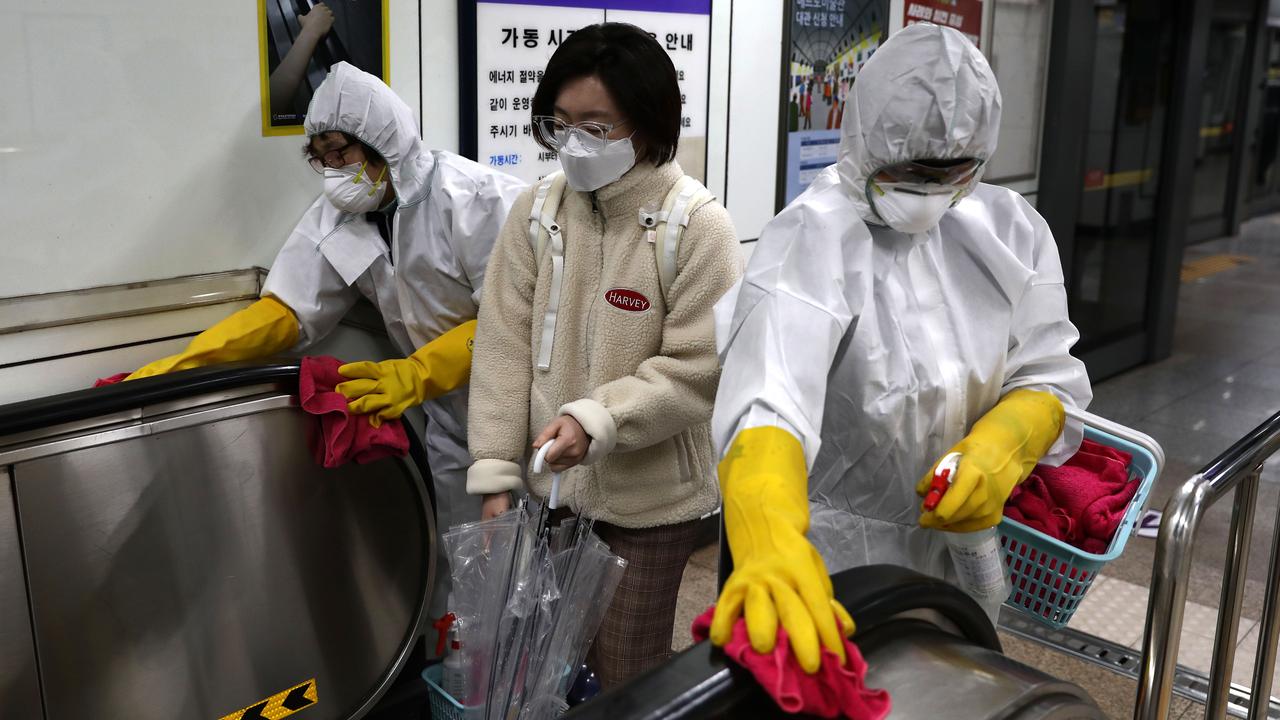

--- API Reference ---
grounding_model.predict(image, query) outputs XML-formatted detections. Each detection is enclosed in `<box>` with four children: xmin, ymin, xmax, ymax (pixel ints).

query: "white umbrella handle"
<box><xmin>532</xmin><ymin>439</ymin><xmax>562</xmax><ymax>510</ymax></box>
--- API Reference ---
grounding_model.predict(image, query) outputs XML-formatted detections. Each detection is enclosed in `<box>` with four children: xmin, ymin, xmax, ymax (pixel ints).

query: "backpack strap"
<box><xmin>643</xmin><ymin>175</ymin><xmax>715</xmax><ymax>304</ymax></box>
<box><xmin>527</xmin><ymin>173</ymin><xmax>568</xmax><ymax>370</ymax></box>
<box><xmin>527</xmin><ymin>172</ymin><xmax>567</xmax><ymax>260</ymax></box>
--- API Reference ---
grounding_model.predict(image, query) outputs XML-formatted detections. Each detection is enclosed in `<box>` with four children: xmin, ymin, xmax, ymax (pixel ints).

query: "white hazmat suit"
<box><xmin>261</xmin><ymin>63</ymin><xmax>526</xmax><ymax>616</ymax></box>
<box><xmin>711</xmin><ymin>23</ymin><xmax>1093</xmax><ymax>585</ymax></box>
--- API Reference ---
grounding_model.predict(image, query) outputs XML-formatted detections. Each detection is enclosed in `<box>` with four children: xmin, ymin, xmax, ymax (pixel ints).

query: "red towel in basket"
<box><xmin>1004</xmin><ymin>439</ymin><xmax>1135</xmax><ymax>554</ymax></box>
<box><xmin>300</xmin><ymin>356</ymin><xmax>409</xmax><ymax>468</ymax></box>
<box><xmin>691</xmin><ymin>607</ymin><xmax>891</xmax><ymax>719</ymax></box>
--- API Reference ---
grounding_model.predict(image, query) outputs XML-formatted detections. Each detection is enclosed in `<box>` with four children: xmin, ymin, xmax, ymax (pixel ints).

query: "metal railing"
<box><xmin>1136</xmin><ymin>411</ymin><xmax>1280</xmax><ymax>720</ymax></box>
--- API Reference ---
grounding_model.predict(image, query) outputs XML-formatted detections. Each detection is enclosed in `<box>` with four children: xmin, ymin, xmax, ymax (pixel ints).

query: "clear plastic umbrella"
<box><xmin>444</xmin><ymin>440</ymin><xmax>627</xmax><ymax>719</ymax></box>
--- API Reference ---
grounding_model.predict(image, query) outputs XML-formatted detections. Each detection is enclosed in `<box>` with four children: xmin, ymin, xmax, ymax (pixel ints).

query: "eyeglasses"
<box><xmin>532</xmin><ymin>115</ymin><xmax>630</xmax><ymax>153</ymax></box>
<box><xmin>307</xmin><ymin>140</ymin><xmax>359</xmax><ymax>173</ymax></box>
<box><xmin>872</xmin><ymin>158</ymin><xmax>983</xmax><ymax>187</ymax></box>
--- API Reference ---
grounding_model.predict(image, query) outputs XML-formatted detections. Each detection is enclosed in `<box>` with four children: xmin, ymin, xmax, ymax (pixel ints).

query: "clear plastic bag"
<box><xmin>442</xmin><ymin>507</ymin><xmax>524</xmax><ymax>712</ymax></box>
<box><xmin>446</xmin><ymin>501</ymin><xmax>627</xmax><ymax>719</ymax></box>
<box><xmin>517</xmin><ymin>527</ymin><xmax>628</xmax><ymax>719</ymax></box>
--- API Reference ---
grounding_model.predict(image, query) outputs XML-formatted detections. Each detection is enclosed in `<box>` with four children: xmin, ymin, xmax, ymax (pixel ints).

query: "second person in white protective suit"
<box><xmin>125</xmin><ymin>62</ymin><xmax>526</xmax><ymax>621</ymax></box>
<box><xmin>709</xmin><ymin>23</ymin><xmax>1093</xmax><ymax>673</ymax></box>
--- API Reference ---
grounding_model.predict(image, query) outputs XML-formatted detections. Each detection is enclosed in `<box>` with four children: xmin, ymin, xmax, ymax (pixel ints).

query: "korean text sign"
<box><xmin>470</xmin><ymin>0</ymin><xmax>712</xmax><ymax>183</ymax></box>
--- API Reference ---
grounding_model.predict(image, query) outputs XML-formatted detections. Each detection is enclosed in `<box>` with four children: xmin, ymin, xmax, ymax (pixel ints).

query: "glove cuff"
<box><xmin>718</xmin><ymin>426</ymin><xmax>810</xmax><ymax>528</ymax></box>
<box><xmin>409</xmin><ymin>319</ymin><xmax>478</xmax><ymax>402</ymax></box>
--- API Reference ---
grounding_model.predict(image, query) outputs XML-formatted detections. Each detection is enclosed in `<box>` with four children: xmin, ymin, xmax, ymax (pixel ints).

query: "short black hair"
<box><xmin>532</xmin><ymin>23</ymin><xmax>681</xmax><ymax>165</ymax></box>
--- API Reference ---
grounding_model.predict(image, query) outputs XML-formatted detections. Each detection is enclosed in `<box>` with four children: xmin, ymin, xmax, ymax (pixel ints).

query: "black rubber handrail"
<box><xmin>563</xmin><ymin>564</ymin><xmax>999</xmax><ymax>720</ymax></box>
<box><xmin>0</xmin><ymin>361</ymin><xmax>438</xmax><ymax>513</ymax></box>
<box><xmin>0</xmin><ymin>361</ymin><xmax>303</xmax><ymax>437</ymax></box>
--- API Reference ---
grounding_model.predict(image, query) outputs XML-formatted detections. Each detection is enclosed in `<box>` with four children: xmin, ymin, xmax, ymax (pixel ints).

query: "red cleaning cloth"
<box><xmin>94</xmin><ymin>373</ymin><xmax>129</xmax><ymax>387</ymax></box>
<box><xmin>691</xmin><ymin>607</ymin><xmax>891</xmax><ymax>719</ymax></box>
<box><xmin>300</xmin><ymin>356</ymin><xmax>409</xmax><ymax>468</ymax></box>
<box><xmin>1005</xmin><ymin>439</ymin><xmax>1136</xmax><ymax>554</ymax></box>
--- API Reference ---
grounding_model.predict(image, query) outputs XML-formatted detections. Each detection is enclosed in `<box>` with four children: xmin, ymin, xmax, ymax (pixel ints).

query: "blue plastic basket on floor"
<box><xmin>422</xmin><ymin>663</ymin><xmax>467</xmax><ymax>720</ymax></box>
<box><xmin>998</xmin><ymin>416</ymin><xmax>1161</xmax><ymax>628</ymax></box>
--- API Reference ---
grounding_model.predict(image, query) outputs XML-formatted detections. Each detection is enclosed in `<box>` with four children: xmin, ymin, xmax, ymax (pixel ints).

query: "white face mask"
<box><xmin>870</xmin><ymin>183</ymin><xmax>959</xmax><ymax>234</ymax></box>
<box><xmin>557</xmin><ymin>133</ymin><xmax>637</xmax><ymax>192</ymax></box>
<box><xmin>324</xmin><ymin>162</ymin><xmax>388</xmax><ymax>213</ymax></box>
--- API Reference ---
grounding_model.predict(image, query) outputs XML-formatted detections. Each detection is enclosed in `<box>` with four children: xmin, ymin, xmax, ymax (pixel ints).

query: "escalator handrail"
<box><xmin>0</xmin><ymin>361</ymin><xmax>435</xmax><ymax>498</ymax></box>
<box><xmin>829</xmin><ymin>563</ymin><xmax>1002</xmax><ymax>652</ymax></box>
<box><xmin>0</xmin><ymin>358</ymin><xmax>437</xmax><ymax>521</ymax></box>
<box><xmin>0</xmin><ymin>362</ymin><xmax>304</xmax><ymax>437</ymax></box>
<box><xmin>563</xmin><ymin>564</ymin><xmax>1000</xmax><ymax>720</ymax></box>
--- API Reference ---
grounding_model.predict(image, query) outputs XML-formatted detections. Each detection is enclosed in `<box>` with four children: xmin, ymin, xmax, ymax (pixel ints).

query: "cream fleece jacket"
<box><xmin>466</xmin><ymin>161</ymin><xmax>742</xmax><ymax>528</ymax></box>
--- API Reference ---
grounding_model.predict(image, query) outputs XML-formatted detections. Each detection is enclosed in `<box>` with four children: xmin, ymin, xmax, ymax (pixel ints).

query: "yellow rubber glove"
<box><xmin>917</xmin><ymin>388</ymin><xmax>1066</xmax><ymax>533</ymax></box>
<box><xmin>336</xmin><ymin>320</ymin><xmax>476</xmax><ymax>423</ymax></box>
<box><xmin>125</xmin><ymin>297</ymin><xmax>299</xmax><ymax>381</ymax></box>
<box><xmin>711</xmin><ymin>426</ymin><xmax>856</xmax><ymax>674</ymax></box>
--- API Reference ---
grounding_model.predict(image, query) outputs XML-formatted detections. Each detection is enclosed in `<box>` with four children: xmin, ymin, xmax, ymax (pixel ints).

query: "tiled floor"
<box><xmin>1068</xmin><ymin>573</ymin><xmax>1277</xmax><ymax>689</ymax></box>
<box><xmin>670</xmin><ymin>217</ymin><xmax>1280</xmax><ymax>714</ymax></box>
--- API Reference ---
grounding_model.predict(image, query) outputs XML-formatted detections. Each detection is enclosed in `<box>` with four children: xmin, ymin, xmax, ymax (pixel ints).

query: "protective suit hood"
<box><xmin>837</xmin><ymin>22</ymin><xmax>1002</xmax><ymax>224</ymax></box>
<box><xmin>305</xmin><ymin>62</ymin><xmax>430</xmax><ymax>204</ymax></box>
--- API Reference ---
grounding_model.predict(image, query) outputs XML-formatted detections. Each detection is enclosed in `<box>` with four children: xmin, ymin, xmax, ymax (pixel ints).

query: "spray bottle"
<box><xmin>442</xmin><ymin>617</ymin><xmax>467</xmax><ymax>702</ymax></box>
<box><xmin>924</xmin><ymin>452</ymin><xmax>1010</xmax><ymax>624</ymax></box>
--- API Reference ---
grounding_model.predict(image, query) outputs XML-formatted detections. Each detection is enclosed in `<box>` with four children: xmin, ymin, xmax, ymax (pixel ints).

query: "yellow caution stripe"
<box><xmin>219</xmin><ymin>678</ymin><xmax>318</xmax><ymax>720</ymax></box>
<box><xmin>1181</xmin><ymin>254</ymin><xmax>1254</xmax><ymax>283</ymax></box>
<box><xmin>1083</xmin><ymin>168</ymin><xmax>1154</xmax><ymax>192</ymax></box>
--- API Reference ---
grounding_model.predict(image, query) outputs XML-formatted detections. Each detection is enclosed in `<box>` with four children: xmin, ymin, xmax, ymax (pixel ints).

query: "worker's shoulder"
<box><xmin>956</xmin><ymin>183</ymin><xmax>1057</xmax><ymax>266</ymax></box>
<box><xmin>766</xmin><ymin>173</ymin><xmax>869</xmax><ymax>245</ymax></box>
<box><xmin>956</xmin><ymin>183</ymin><xmax>1049</xmax><ymax>239</ymax></box>
<box><xmin>429</xmin><ymin>150</ymin><xmax>528</xmax><ymax>197</ymax></box>
<box><xmin>966</xmin><ymin>181</ymin><xmax>1033</xmax><ymax>209</ymax></box>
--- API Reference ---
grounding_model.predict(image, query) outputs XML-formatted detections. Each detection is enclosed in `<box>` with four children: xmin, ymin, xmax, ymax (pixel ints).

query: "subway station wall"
<box><xmin>0</xmin><ymin>0</ymin><xmax>1044</xmax><ymax>301</ymax></box>
<box><xmin>0</xmin><ymin>0</ymin><xmax>755</xmax><ymax>304</ymax></box>
<box><xmin>0</xmin><ymin>0</ymin><xmax>422</xmax><ymax>299</ymax></box>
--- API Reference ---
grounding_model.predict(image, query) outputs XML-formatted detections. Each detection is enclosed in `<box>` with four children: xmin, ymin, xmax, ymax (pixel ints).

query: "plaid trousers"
<box><xmin>585</xmin><ymin>516</ymin><xmax>702</xmax><ymax>690</ymax></box>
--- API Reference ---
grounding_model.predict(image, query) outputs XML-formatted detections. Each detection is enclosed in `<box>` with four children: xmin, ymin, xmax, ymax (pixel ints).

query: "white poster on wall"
<box><xmin>472</xmin><ymin>0</ymin><xmax>712</xmax><ymax>184</ymax></box>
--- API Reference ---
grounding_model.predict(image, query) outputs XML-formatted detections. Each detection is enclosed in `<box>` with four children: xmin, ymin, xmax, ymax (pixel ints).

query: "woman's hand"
<box><xmin>532</xmin><ymin>415</ymin><xmax>590</xmax><ymax>472</ymax></box>
<box><xmin>481</xmin><ymin>492</ymin><xmax>511</xmax><ymax>521</ymax></box>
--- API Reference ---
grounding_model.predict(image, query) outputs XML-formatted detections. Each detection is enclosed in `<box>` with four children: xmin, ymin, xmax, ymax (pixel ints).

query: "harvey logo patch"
<box><xmin>604</xmin><ymin>288</ymin><xmax>651</xmax><ymax>312</ymax></box>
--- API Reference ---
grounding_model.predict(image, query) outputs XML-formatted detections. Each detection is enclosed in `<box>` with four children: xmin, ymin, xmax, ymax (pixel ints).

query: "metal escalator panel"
<box><xmin>857</xmin><ymin>620</ymin><xmax>1104</xmax><ymax>720</ymax></box>
<box><xmin>0</xmin><ymin>468</ymin><xmax>41</xmax><ymax>719</ymax></box>
<box><xmin>1</xmin><ymin>374</ymin><xmax>433</xmax><ymax>720</ymax></box>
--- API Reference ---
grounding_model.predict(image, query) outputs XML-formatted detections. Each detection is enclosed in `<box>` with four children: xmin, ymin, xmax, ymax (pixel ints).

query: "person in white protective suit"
<box><xmin>708</xmin><ymin>22</ymin><xmax>1094</xmax><ymax>673</ymax></box>
<box><xmin>125</xmin><ymin>62</ymin><xmax>526</xmax><ymax>621</ymax></box>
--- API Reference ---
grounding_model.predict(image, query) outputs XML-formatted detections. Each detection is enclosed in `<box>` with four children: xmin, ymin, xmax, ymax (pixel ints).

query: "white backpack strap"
<box><xmin>527</xmin><ymin>173</ymin><xmax>566</xmax><ymax>259</ymax></box>
<box><xmin>529</xmin><ymin>173</ymin><xmax>567</xmax><ymax>370</ymax></box>
<box><xmin>652</xmin><ymin>176</ymin><xmax>715</xmax><ymax>303</ymax></box>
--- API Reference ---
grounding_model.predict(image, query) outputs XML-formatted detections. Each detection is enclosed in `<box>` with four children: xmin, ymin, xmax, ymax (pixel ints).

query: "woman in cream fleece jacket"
<box><xmin>466</xmin><ymin>23</ymin><xmax>742</xmax><ymax>687</ymax></box>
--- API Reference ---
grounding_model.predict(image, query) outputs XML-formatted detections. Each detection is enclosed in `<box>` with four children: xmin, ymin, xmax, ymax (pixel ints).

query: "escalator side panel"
<box><xmin>13</xmin><ymin>406</ymin><xmax>429</xmax><ymax>720</ymax></box>
<box><xmin>857</xmin><ymin>621</ymin><xmax>1105</xmax><ymax>720</ymax></box>
<box><xmin>0</xmin><ymin>468</ymin><xmax>43</xmax><ymax>720</ymax></box>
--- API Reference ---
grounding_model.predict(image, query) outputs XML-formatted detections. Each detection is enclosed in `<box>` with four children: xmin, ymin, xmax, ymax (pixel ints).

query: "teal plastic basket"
<box><xmin>998</xmin><ymin>422</ymin><xmax>1159</xmax><ymax>628</ymax></box>
<box><xmin>422</xmin><ymin>663</ymin><xmax>467</xmax><ymax>720</ymax></box>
